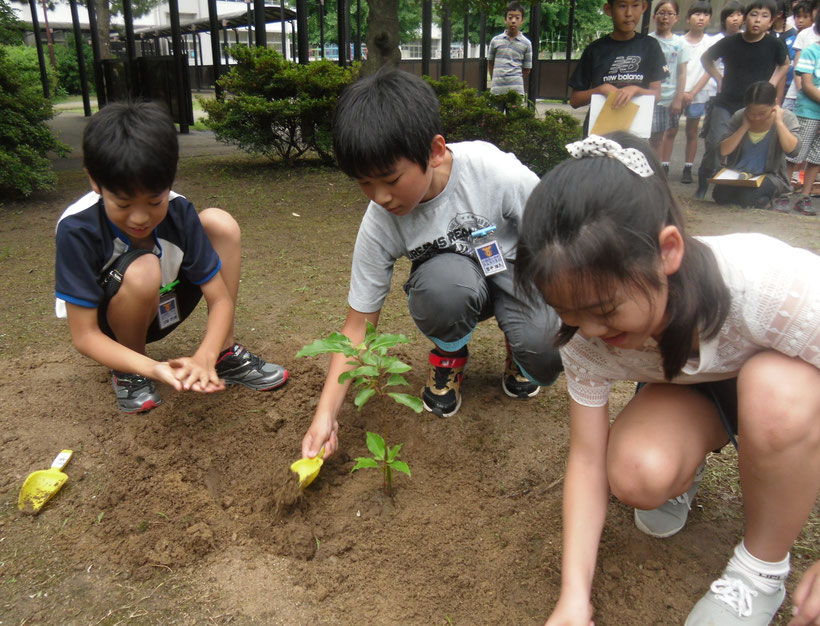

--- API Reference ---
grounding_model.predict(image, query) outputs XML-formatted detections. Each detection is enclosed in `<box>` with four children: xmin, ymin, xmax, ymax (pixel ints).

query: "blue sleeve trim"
<box><xmin>192</xmin><ymin>259</ymin><xmax>222</xmax><ymax>286</ymax></box>
<box><xmin>56</xmin><ymin>292</ymin><xmax>98</xmax><ymax>309</ymax></box>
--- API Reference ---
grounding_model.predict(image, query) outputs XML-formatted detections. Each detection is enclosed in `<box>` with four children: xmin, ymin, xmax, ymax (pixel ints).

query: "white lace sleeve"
<box><xmin>560</xmin><ymin>339</ymin><xmax>617</xmax><ymax>408</ymax></box>
<box><xmin>746</xmin><ymin>247</ymin><xmax>820</xmax><ymax>368</ymax></box>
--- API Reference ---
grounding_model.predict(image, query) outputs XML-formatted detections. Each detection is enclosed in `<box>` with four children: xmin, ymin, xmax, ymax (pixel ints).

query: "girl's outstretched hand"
<box><xmin>790</xmin><ymin>560</ymin><xmax>820</xmax><ymax>625</ymax></box>
<box><xmin>544</xmin><ymin>595</ymin><xmax>594</xmax><ymax>626</ymax></box>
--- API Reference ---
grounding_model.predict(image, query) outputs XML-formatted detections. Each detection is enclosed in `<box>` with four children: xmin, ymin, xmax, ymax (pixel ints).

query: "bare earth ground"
<box><xmin>1</xmin><ymin>152</ymin><xmax>818</xmax><ymax>626</ymax></box>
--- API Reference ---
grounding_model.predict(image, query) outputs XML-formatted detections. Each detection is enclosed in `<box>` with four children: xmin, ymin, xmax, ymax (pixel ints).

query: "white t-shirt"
<box><xmin>683</xmin><ymin>32</ymin><xmax>718</xmax><ymax>103</ymax></box>
<box><xmin>348</xmin><ymin>141</ymin><xmax>539</xmax><ymax>313</ymax></box>
<box><xmin>560</xmin><ymin>234</ymin><xmax>820</xmax><ymax>408</ymax></box>
<box><xmin>786</xmin><ymin>27</ymin><xmax>820</xmax><ymax>101</ymax></box>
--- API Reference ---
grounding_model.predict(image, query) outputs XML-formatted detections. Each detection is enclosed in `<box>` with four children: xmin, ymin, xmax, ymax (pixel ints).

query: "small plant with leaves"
<box><xmin>296</xmin><ymin>322</ymin><xmax>422</xmax><ymax>494</ymax></box>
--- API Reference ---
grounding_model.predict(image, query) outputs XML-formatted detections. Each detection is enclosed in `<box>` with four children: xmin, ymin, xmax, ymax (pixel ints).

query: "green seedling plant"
<box><xmin>296</xmin><ymin>321</ymin><xmax>423</xmax><ymax>494</ymax></box>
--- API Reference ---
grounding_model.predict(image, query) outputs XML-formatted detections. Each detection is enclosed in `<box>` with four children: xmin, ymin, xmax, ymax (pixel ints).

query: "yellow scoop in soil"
<box><xmin>290</xmin><ymin>447</ymin><xmax>325</xmax><ymax>489</ymax></box>
<box><xmin>18</xmin><ymin>450</ymin><xmax>73</xmax><ymax>515</ymax></box>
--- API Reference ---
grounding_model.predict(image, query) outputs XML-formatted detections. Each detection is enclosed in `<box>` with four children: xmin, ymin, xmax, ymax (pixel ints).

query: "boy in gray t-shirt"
<box><xmin>301</xmin><ymin>70</ymin><xmax>562</xmax><ymax>460</ymax></box>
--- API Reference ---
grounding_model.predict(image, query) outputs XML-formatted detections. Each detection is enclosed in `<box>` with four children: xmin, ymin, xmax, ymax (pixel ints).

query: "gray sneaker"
<box><xmin>634</xmin><ymin>462</ymin><xmax>705</xmax><ymax>538</ymax></box>
<box><xmin>684</xmin><ymin>570</ymin><xmax>785</xmax><ymax>625</ymax></box>
<box><xmin>111</xmin><ymin>371</ymin><xmax>162</xmax><ymax>413</ymax></box>
<box><xmin>215</xmin><ymin>343</ymin><xmax>288</xmax><ymax>391</ymax></box>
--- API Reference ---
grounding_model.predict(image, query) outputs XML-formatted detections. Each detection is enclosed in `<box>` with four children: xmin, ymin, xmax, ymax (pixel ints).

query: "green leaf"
<box><xmin>385</xmin><ymin>359</ymin><xmax>412</xmax><ymax>374</ymax></box>
<box><xmin>360</xmin><ymin>350</ymin><xmax>378</xmax><ymax>366</ymax></box>
<box><xmin>354</xmin><ymin>388</ymin><xmax>376</xmax><ymax>410</ymax></box>
<box><xmin>295</xmin><ymin>337</ymin><xmax>347</xmax><ymax>357</ymax></box>
<box><xmin>365</xmin><ymin>431</ymin><xmax>386</xmax><ymax>459</ymax></box>
<box><xmin>364</xmin><ymin>320</ymin><xmax>378</xmax><ymax>345</ymax></box>
<box><xmin>337</xmin><ymin>370</ymin><xmax>355</xmax><ymax>384</ymax></box>
<box><xmin>388</xmin><ymin>460</ymin><xmax>411</xmax><ymax>477</ymax></box>
<box><xmin>369</xmin><ymin>333</ymin><xmax>409</xmax><ymax>352</ymax></box>
<box><xmin>387</xmin><ymin>442</ymin><xmax>403</xmax><ymax>462</ymax></box>
<box><xmin>350</xmin><ymin>457</ymin><xmax>380</xmax><ymax>472</ymax></box>
<box><xmin>385</xmin><ymin>374</ymin><xmax>409</xmax><ymax>388</ymax></box>
<box><xmin>349</xmin><ymin>365</ymin><xmax>379</xmax><ymax>378</ymax></box>
<box><xmin>387</xmin><ymin>392</ymin><xmax>424</xmax><ymax>413</ymax></box>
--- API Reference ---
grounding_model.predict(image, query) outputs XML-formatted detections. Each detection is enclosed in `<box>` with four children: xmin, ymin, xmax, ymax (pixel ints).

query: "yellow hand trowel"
<box><xmin>18</xmin><ymin>450</ymin><xmax>73</xmax><ymax>514</ymax></box>
<box><xmin>290</xmin><ymin>447</ymin><xmax>325</xmax><ymax>489</ymax></box>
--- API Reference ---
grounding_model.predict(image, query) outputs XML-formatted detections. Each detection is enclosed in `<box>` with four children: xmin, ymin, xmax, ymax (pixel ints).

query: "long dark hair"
<box><xmin>514</xmin><ymin>132</ymin><xmax>731</xmax><ymax>380</ymax></box>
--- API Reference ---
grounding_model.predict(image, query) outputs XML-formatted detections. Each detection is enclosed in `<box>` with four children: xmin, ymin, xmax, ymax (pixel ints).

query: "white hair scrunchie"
<box><xmin>565</xmin><ymin>134</ymin><xmax>654</xmax><ymax>178</ymax></box>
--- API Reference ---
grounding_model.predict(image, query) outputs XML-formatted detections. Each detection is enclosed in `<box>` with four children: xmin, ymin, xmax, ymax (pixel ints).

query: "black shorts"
<box><xmin>97</xmin><ymin>249</ymin><xmax>203</xmax><ymax>343</ymax></box>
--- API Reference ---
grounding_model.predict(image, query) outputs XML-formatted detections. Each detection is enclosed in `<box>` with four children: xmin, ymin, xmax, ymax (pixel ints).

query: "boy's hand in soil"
<box><xmin>168</xmin><ymin>356</ymin><xmax>225</xmax><ymax>392</ymax></box>
<box><xmin>545</xmin><ymin>595</ymin><xmax>594</xmax><ymax>626</ymax></box>
<box><xmin>302</xmin><ymin>413</ymin><xmax>338</xmax><ymax>459</ymax></box>
<box><xmin>790</xmin><ymin>560</ymin><xmax>820</xmax><ymax>625</ymax></box>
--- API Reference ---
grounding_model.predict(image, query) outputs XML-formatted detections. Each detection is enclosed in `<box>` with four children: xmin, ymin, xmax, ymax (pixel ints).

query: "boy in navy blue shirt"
<box><xmin>55</xmin><ymin>102</ymin><xmax>287</xmax><ymax>413</ymax></box>
<box><xmin>568</xmin><ymin>0</ymin><xmax>668</xmax><ymax>134</ymax></box>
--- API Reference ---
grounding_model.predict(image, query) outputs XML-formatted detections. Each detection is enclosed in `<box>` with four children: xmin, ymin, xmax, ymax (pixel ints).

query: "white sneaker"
<box><xmin>684</xmin><ymin>570</ymin><xmax>785</xmax><ymax>625</ymax></box>
<box><xmin>634</xmin><ymin>462</ymin><xmax>705</xmax><ymax>538</ymax></box>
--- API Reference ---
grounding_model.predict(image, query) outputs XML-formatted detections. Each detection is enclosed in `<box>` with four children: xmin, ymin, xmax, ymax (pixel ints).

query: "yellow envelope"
<box><xmin>590</xmin><ymin>91</ymin><xmax>640</xmax><ymax>136</ymax></box>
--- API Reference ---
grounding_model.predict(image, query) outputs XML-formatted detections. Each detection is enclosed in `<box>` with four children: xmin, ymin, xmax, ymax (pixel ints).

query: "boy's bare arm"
<box><xmin>611</xmin><ymin>80</ymin><xmax>662</xmax><ymax>108</ymax></box>
<box><xmin>170</xmin><ymin>273</ymin><xmax>234</xmax><ymax>392</ymax></box>
<box><xmin>701</xmin><ymin>56</ymin><xmax>723</xmax><ymax>91</ymax></box>
<box><xmin>769</xmin><ymin>61</ymin><xmax>790</xmax><ymax>89</ymax></box>
<box><xmin>301</xmin><ymin>306</ymin><xmax>382</xmax><ymax>459</ymax></box>
<box><xmin>569</xmin><ymin>84</ymin><xmax>617</xmax><ymax>108</ymax></box>
<box><xmin>66</xmin><ymin>303</ymin><xmax>185</xmax><ymax>390</ymax></box>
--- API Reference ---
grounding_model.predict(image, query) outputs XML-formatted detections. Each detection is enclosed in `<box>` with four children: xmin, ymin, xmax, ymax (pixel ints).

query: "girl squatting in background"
<box><xmin>515</xmin><ymin>132</ymin><xmax>820</xmax><ymax>625</ymax></box>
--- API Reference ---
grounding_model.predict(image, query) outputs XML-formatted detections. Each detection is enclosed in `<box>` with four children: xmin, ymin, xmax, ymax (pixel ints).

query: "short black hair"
<box><xmin>720</xmin><ymin>0</ymin><xmax>746</xmax><ymax>28</ymax></box>
<box><xmin>792</xmin><ymin>0</ymin><xmax>813</xmax><ymax>15</ymax></box>
<box><xmin>82</xmin><ymin>101</ymin><xmax>178</xmax><ymax>196</ymax></box>
<box><xmin>746</xmin><ymin>0</ymin><xmax>778</xmax><ymax>17</ymax></box>
<box><xmin>505</xmin><ymin>2</ymin><xmax>526</xmax><ymax>17</ymax></box>
<box><xmin>332</xmin><ymin>69</ymin><xmax>443</xmax><ymax>179</ymax></box>
<box><xmin>687</xmin><ymin>0</ymin><xmax>713</xmax><ymax>18</ymax></box>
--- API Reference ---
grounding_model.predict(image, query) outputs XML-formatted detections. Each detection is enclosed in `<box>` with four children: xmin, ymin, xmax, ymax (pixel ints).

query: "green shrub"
<box><xmin>0</xmin><ymin>46</ymin><xmax>69</xmax><ymax>197</ymax></box>
<box><xmin>202</xmin><ymin>46</ymin><xmax>358</xmax><ymax>164</ymax></box>
<box><xmin>2</xmin><ymin>44</ymin><xmax>58</xmax><ymax>96</ymax></box>
<box><xmin>427</xmin><ymin>76</ymin><xmax>581</xmax><ymax>176</ymax></box>
<box><xmin>55</xmin><ymin>33</ymin><xmax>94</xmax><ymax>95</ymax></box>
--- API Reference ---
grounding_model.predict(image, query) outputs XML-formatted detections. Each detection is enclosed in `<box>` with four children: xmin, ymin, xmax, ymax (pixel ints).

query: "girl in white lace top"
<box><xmin>515</xmin><ymin>132</ymin><xmax>820</xmax><ymax>626</ymax></box>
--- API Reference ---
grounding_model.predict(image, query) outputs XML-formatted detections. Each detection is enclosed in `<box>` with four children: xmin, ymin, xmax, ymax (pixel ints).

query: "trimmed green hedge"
<box><xmin>428</xmin><ymin>75</ymin><xmax>581</xmax><ymax>176</ymax></box>
<box><xmin>202</xmin><ymin>46</ymin><xmax>358</xmax><ymax>164</ymax></box>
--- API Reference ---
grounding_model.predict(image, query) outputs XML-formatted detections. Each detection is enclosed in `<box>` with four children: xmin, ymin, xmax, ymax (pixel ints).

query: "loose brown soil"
<box><xmin>0</xmin><ymin>154</ymin><xmax>817</xmax><ymax>625</ymax></box>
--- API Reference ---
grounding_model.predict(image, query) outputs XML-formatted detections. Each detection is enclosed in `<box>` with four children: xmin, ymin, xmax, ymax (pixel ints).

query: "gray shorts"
<box><xmin>403</xmin><ymin>252</ymin><xmax>563</xmax><ymax>386</ymax></box>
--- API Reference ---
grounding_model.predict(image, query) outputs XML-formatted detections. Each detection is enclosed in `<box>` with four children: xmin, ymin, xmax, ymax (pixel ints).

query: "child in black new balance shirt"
<box><xmin>568</xmin><ymin>0</ymin><xmax>668</xmax><ymax>134</ymax></box>
<box><xmin>55</xmin><ymin>102</ymin><xmax>288</xmax><ymax>413</ymax></box>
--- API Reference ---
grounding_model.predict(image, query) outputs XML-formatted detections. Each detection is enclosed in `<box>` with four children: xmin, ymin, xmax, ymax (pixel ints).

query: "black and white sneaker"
<box><xmin>502</xmin><ymin>356</ymin><xmax>540</xmax><ymax>398</ymax></box>
<box><xmin>216</xmin><ymin>343</ymin><xmax>289</xmax><ymax>391</ymax></box>
<box><xmin>111</xmin><ymin>371</ymin><xmax>162</xmax><ymax>413</ymax></box>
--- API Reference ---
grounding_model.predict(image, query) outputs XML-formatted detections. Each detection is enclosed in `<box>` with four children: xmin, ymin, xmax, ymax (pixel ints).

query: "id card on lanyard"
<box><xmin>157</xmin><ymin>280</ymin><xmax>180</xmax><ymax>329</ymax></box>
<box><xmin>471</xmin><ymin>225</ymin><xmax>507</xmax><ymax>276</ymax></box>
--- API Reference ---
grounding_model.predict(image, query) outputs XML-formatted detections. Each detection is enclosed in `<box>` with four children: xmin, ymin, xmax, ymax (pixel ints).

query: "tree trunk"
<box><xmin>360</xmin><ymin>0</ymin><xmax>400</xmax><ymax>76</ymax></box>
<box><xmin>96</xmin><ymin>0</ymin><xmax>110</xmax><ymax>58</ymax></box>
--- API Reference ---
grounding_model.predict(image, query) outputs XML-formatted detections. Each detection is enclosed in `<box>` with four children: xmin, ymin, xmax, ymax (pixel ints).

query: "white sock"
<box><xmin>726</xmin><ymin>541</ymin><xmax>790</xmax><ymax>594</ymax></box>
<box><xmin>662</xmin><ymin>161</ymin><xmax>670</xmax><ymax>167</ymax></box>
<box><xmin>685</xmin><ymin>162</ymin><xmax>693</xmax><ymax>168</ymax></box>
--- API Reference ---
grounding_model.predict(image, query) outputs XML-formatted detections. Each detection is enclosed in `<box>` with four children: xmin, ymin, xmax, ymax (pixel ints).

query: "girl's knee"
<box><xmin>738</xmin><ymin>352</ymin><xmax>820</xmax><ymax>452</ymax></box>
<box><xmin>607</xmin><ymin>447</ymin><xmax>682</xmax><ymax>508</ymax></box>
<box><xmin>200</xmin><ymin>208</ymin><xmax>240</xmax><ymax>244</ymax></box>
